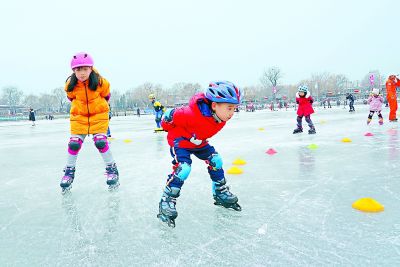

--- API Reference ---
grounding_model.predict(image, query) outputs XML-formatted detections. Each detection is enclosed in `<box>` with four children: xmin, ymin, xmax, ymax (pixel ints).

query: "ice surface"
<box><xmin>1</xmin><ymin>105</ymin><xmax>400</xmax><ymax>266</ymax></box>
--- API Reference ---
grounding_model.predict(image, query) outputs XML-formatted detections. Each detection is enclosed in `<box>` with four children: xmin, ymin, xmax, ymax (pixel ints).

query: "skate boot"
<box><xmin>157</xmin><ymin>186</ymin><xmax>180</xmax><ymax>228</ymax></box>
<box><xmin>60</xmin><ymin>166</ymin><xmax>75</xmax><ymax>194</ymax></box>
<box><xmin>213</xmin><ymin>178</ymin><xmax>241</xmax><ymax>211</ymax></box>
<box><xmin>367</xmin><ymin>118</ymin><xmax>372</xmax><ymax>125</ymax></box>
<box><xmin>379</xmin><ymin>118</ymin><xmax>383</xmax><ymax>125</ymax></box>
<box><xmin>105</xmin><ymin>163</ymin><xmax>119</xmax><ymax>190</ymax></box>
<box><xmin>293</xmin><ymin>128</ymin><xmax>303</xmax><ymax>134</ymax></box>
<box><xmin>308</xmin><ymin>127</ymin><xmax>316</xmax><ymax>134</ymax></box>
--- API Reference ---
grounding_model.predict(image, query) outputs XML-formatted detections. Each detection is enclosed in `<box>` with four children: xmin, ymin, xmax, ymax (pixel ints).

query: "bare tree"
<box><xmin>109</xmin><ymin>90</ymin><xmax>121</xmax><ymax>111</ymax></box>
<box><xmin>310</xmin><ymin>72</ymin><xmax>330</xmax><ymax>101</ymax></box>
<box><xmin>1</xmin><ymin>86</ymin><xmax>23</xmax><ymax>114</ymax></box>
<box><xmin>24</xmin><ymin>94</ymin><xmax>40</xmax><ymax>109</ymax></box>
<box><xmin>38</xmin><ymin>93</ymin><xmax>58</xmax><ymax>113</ymax></box>
<box><xmin>52</xmin><ymin>87</ymin><xmax>67</xmax><ymax>112</ymax></box>
<box><xmin>129</xmin><ymin>82</ymin><xmax>165</xmax><ymax>108</ymax></box>
<box><xmin>260</xmin><ymin>67</ymin><xmax>282</xmax><ymax>101</ymax></box>
<box><xmin>169</xmin><ymin>82</ymin><xmax>202</xmax><ymax>105</ymax></box>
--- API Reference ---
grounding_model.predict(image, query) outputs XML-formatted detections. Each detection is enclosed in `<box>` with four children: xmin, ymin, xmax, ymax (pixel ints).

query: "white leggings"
<box><xmin>66</xmin><ymin>133</ymin><xmax>115</xmax><ymax>167</ymax></box>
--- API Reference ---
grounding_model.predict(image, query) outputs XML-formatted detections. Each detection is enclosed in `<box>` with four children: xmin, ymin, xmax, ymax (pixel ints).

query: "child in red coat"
<box><xmin>158</xmin><ymin>81</ymin><xmax>242</xmax><ymax>227</ymax></box>
<box><xmin>293</xmin><ymin>85</ymin><xmax>316</xmax><ymax>134</ymax></box>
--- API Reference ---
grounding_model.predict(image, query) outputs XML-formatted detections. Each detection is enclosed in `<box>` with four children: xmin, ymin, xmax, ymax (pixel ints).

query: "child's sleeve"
<box><xmin>64</xmin><ymin>80</ymin><xmax>75</xmax><ymax>101</ymax></box>
<box><xmin>161</xmin><ymin>107</ymin><xmax>187</xmax><ymax>131</ymax></box>
<box><xmin>367</xmin><ymin>96</ymin><xmax>372</xmax><ymax>103</ymax></box>
<box><xmin>100</xmin><ymin>78</ymin><xmax>111</xmax><ymax>100</ymax></box>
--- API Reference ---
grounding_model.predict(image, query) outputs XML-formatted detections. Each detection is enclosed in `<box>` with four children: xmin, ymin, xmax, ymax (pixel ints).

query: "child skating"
<box><xmin>293</xmin><ymin>85</ymin><xmax>316</xmax><ymax>134</ymax></box>
<box><xmin>367</xmin><ymin>88</ymin><xmax>384</xmax><ymax>125</ymax></box>
<box><xmin>149</xmin><ymin>93</ymin><xmax>165</xmax><ymax>132</ymax></box>
<box><xmin>158</xmin><ymin>81</ymin><xmax>242</xmax><ymax>227</ymax></box>
<box><xmin>60</xmin><ymin>52</ymin><xmax>119</xmax><ymax>193</ymax></box>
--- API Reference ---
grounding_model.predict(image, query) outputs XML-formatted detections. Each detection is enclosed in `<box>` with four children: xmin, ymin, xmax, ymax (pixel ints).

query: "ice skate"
<box><xmin>308</xmin><ymin>128</ymin><xmax>316</xmax><ymax>134</ymax></box>
<box><xmin>293</xmin><ymin>128</ymin><xmax>303</xmax><ymax>134</ymax></box>
<box><xmin>60</xmin><ymin>166</ymin><xmax>75</xmax><ymax>194</ymax></box>
<box><xmin>367</xmin><ymin>118</ymin><xmax>372</xmax><ymax>125</ymax></box>
<box><xmin>213</xmin><ymin>178</ymin><xmax>241</xmax><ymax>211</ymax></box>
<box><xmin>157</xmin><ymin>186</ymin><xmax>180</xmax><ymax>228</ymax></box>
<box><xmin>379</xmin><ymin>118</ymin><xmax>383</xmax><ymax>125</ymax></box>
<box><xmin>105</xmin><ymin>163</ymin><xmax>119</xmax><ymax>190</ymax></box>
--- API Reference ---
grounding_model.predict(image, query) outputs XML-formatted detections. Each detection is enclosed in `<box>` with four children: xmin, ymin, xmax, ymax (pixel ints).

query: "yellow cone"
<box><xmin>232</xmin><ymin>158</ymin><xmax>246</xmax><ymax>165</ymax></box>
<box><xmin>352</xmin><ymin>198</ymin><xmax>384</xmax><ymax>212</ymax></box>
<box><xmin>307</xmin><ymin>144</ymin><xmax>318</xmax><ymax>149</ymax></box>
<box><xmin>123</xmin><ymin>139</ymin><xmax>132</xmax><ymax>143</ymax></box>
<box><xmin>341</xmin><ymin>137</ymin><xmax>352</xmax><ymax>143</ymax></box>
<box><xmin>227</xmin><ymin>166</ymin><xmax>243</xmax><ymax>174</ymax></box>
<box><xmin>258</xmin><ymin>127</ymin><xmax>265</xmax><ymax>131</ymax></box>
<box><xmin>108</xmin><ymin>137</ymin><xmax>115</xmax><ymax>141</ymax></box>
<box><xmin>320</xmin><ymin>120</ymin><xmax>327</xmax><ymax>124</ymax></box>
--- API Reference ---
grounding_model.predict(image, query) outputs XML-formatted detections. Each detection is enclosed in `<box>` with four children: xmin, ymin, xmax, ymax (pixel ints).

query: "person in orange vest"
<box><xmin>385</xmin><ymin>75</ymin><xmax>400</xmax><ymax>121</ymax></box>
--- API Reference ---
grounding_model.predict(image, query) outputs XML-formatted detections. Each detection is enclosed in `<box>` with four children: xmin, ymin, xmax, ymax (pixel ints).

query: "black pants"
<box><xmin>349</xmin><ymin>101</ymin><xmax>355</xmax><ymax>111</ymax></box>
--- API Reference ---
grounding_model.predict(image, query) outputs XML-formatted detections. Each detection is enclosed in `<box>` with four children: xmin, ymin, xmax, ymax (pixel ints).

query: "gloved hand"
<box><xmin>162</xmin><ymin>108</ymin><xmax>175</xmax><ymax>122</ymax></box>
<box><xmin>189</xmin><ymin>136</ymin><xmax>203</xmax><ymax>145</ymax></box>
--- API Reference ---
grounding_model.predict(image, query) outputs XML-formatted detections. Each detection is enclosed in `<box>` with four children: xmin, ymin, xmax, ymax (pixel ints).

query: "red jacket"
<box><xmin>162</xmin><ymin>93</ymin><xmax>226</xmax><ymax>149</ymax></box>
<box><xmin>296</xmin><ymin>92</ymin><xmax>314</xmax><ymax>116</ymax></box>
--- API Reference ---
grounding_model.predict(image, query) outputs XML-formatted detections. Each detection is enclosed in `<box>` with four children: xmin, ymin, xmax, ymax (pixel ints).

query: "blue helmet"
<box><xmin>205</xmin><ymin>81</ymin><xmax>242</xmax><ymax>104</ymax></box>
<box><xmin>298</xmin><ymin>85</ymin><xmax>308</xmax><ymax>93</ymax></box>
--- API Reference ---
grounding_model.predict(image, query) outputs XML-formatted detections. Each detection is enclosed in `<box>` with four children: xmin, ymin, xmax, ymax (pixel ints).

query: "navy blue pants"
<box><xmin>167</xmin><ymin>144</ymin><xmax>224</xmax><ymax>189</ymax></box>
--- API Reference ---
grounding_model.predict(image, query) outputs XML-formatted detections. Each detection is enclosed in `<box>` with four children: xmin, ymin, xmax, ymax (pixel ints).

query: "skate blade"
<box><xmin>108</xmin><ymin>182</ymin><xmax>120</xmax><ymax>191</ymax></box>
<box><xmin>61</xmin><ymin>185</ymin><xmax>72</xmax><ymax>195</ymax></box>
<box><xmin>214</xmin><ymin>201</ymin><xmax>242</xmax><ymax>211</ymax></box>
<box><xmin>157</xmin><ymin>214</ymin><xmax>176</xmax><ymax>228</ymax></box>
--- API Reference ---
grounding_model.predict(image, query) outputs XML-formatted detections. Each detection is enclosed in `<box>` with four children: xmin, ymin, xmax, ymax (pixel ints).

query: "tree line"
<box><xmin>0</xmin><ymin>68</ymin><xmax>386</xmax><ymax>115</ymax></box>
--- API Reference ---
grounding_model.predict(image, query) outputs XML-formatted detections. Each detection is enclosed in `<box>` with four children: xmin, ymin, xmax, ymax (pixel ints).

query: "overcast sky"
<box><xmin>0</xmin><ymin>0</ymin><xmax>398</xmax><ymax>93</ymax></box>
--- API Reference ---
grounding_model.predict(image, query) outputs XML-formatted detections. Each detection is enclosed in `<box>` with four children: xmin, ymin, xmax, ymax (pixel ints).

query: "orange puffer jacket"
<box><xmin>65</xmin><ymin>77</ymin><xmax>110</xmax><ymax>135</ymax></box>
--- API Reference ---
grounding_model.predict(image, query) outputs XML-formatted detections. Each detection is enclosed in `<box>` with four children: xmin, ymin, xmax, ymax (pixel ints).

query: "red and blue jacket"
<box><xmin>161</xmin><ymin>93</ymin><xmax>226</xmax><ymax>149</ymax></box>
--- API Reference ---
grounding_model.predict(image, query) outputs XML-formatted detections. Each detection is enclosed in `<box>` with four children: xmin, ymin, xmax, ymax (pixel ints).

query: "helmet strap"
<box><xmin>212</xmin><ymin>111</ymin><xmax>223</xmax><ymax>123</ymax></box>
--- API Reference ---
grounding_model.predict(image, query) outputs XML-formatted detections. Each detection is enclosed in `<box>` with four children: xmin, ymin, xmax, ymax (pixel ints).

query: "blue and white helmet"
<box><xmin>205</xmin><ymin>81</ymin><xmax>242</xmax><ymax>104</ymax></box>
<box><xmin>298</xmin><ymin>85</ymin><xmax>308</xmax><ymax>93</ymax></box>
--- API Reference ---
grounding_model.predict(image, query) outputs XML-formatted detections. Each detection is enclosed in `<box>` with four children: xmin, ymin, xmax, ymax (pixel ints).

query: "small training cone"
<box><xmin>352</xmin><ymin>198</ymin><xmax>384</xmax><ymax>212</ymax></box>
<box><xmin>266</xmin><ymin>148</ymin><xmax>277</xmax><ymax>155</ymax></box>
<box><xmin>320</xmin><ymin>120</ymin><xmax>327</xmax><ymax>124</ymax></box>
<box><xmin>123</xmin><ymin>139</ymin><xmax>132</xmax><ymax>143</ymax></box>
<box><xmin>341</xmin><ymin>137</ymin><xmax>352</xmax><ymax>143</ymax></box>
<box><xmin>364</xmin><ymin>132</ymin><xmax>374</xmax><ymax>137</ymax></box>
<box><xmin>258</xmin><ymin>127</ymin><xmax>265</xmax><ymax>131</ymax></box>
<box><xmin>108</xmin><ymin>137</ymin><xmax>115</xmax><ymax>141</ymax></box>
<box><xmin>232</xmin><ymin>158</ymin><xmax>246</xmax><ymax>165</ymax></box>
<box><xmin>227</xmin><ymin>166</ymin><xmax>243</xmax><ymax>174</ymax></box>
<box><xmin>307</xmin><ymin>144</ymin><xmax>318</xmax><ymax>150</ymax></box>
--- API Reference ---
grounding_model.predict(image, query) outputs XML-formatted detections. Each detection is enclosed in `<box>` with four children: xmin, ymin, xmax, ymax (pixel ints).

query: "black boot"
<box><xmin>293</xmin><ymin>128</ymin><xmax>303</xmax><ymax>134</ymax></box>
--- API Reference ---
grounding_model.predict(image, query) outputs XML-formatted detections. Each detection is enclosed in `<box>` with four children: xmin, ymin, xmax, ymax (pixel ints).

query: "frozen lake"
<box><xmin>1</xmin><ymin>104</ymin><xmax>399</xmax><ymax>266</ymax></box>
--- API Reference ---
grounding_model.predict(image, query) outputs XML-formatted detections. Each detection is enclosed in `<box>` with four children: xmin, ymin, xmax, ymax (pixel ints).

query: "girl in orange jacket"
<box><xmin>60</xmin><ymin>52</ymin><xmax>119</xmax><ymax>193</ymax></box>
<box><xmin>386</xmin><ymin>75</ymin><xmax>400</xmax><ymax>121</ymax></box>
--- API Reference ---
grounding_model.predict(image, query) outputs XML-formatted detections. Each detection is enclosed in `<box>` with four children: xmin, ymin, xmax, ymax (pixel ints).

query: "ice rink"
<box><xmin>1</xmin><ymin>104</ymin><xmax>399</xmax><ymax>266</ymax></box>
